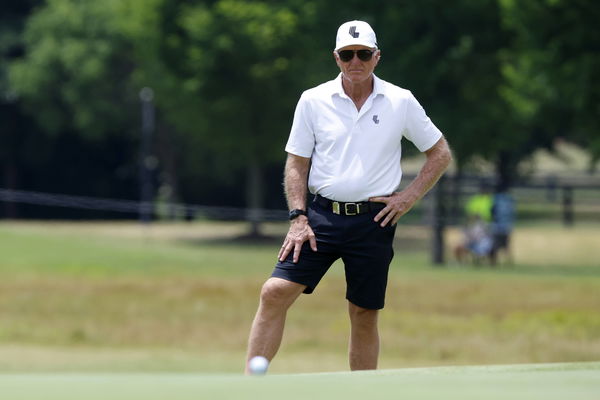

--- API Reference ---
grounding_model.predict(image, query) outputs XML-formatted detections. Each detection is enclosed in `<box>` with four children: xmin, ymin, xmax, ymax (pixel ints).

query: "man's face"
<box><xmin>334</xmin><ymin>45</ymin><xmax>381</xmax><ymax>84</ymax></box>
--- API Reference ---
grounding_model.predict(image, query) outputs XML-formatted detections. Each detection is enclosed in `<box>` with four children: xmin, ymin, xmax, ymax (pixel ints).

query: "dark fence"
<box><xmin>1</xmin><ymin>173</ymin><xmax>599</xmax><ymax>226</ymax></box>
<box><xmin>406</xmin><ymin>173</ymin><xmax>600</xmax><ymax>228</ymax></box>
<box><xmin>2</xmin><ymin>175</ymin><xmax>598</xmax><ymax>266</ymax></box>
<box><xmin>0</xmin><ymin>188</ymin><xmax>288</xmax><ymax>222</ymax></box>
<box><xmin>418</xmin><ymin>173</ymin><xmax>600</xmax><ymax>265</ymax></box>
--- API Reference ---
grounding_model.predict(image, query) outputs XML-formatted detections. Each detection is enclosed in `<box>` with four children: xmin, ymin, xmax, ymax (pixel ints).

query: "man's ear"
<box><xmin>333</xmin><ymin>51</ymin><xmax>342</xmax><ymax>67</ymax></box>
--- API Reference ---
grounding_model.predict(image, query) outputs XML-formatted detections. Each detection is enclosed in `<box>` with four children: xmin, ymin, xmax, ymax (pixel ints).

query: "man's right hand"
<box><xmin>278</xmin><ymin>216</ymin><xmax>318</xmax><ymax>263</ymax></box>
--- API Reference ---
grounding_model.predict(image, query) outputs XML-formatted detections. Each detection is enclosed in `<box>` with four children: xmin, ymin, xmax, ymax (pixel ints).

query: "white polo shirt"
<box><xmin>285</xmin><ymin>73</ymin><xmax>443</xmax><ymax>202</ymax></box>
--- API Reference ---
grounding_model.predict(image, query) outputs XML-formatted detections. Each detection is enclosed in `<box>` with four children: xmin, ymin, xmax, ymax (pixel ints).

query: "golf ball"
<box><xmin>248</xmin><ymin>356</ymin><xmax>269</xmax><ymax>375</ymax></box>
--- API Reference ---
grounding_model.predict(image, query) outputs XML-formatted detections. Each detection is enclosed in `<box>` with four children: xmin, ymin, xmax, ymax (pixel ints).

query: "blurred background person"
<box><xmin>454</xmin><ymin>184</ymin><xmax>494</xmax><ymax>264</ymax></box>
<box><xmin>490</xmin><ymin>183</ymin><xmax>516</xmax><ymax>265</ymax></box>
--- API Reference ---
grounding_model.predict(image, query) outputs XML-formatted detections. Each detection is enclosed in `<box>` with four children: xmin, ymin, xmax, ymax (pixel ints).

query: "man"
<box><xmin>465</xmin><ymin>184</ymin><xmax>493</xmax><ymax>223</ymax></box>
<box><xmin>490</xmin><ymin>184</ymin><xmax>515</xmax><ymax>265</ymax></box>
<box><xmin>454</xmin><ymin>184</ymin><xmax>494</xmax><ymax>263</ymax></box>
<box><xmin>245</xmin><ymin>20</ymin><xmax>452</xmax><ymax>373</ymax></box>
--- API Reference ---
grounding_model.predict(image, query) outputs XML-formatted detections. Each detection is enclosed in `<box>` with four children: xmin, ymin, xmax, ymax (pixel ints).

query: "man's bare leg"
<box><xmin>348</xmin><ymin>302</ymin><xmax>379</xmax><ymax>370</ymax></box>
<box><xmin>245</xmin><ymin>277</ymin><xmax>306</xmax><ymax>374</ymax></box>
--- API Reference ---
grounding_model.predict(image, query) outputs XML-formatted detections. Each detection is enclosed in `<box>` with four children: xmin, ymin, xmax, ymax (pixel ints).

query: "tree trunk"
<box><xmin>495</xmin><ymin>151</ymin><xmax>516</xmax><ymax>190</ymax></box>
<box><xmin>156</xmin><ymin>123</ymin><xmax>182</xmax><ymax>220</ymax></box>
<box><xmin>450</xmin><ymin>168</ymin><xmax>463</xmax><ymax>225</ymax></box>
<box><xmin>432</xmin><ymin>175</ymin><xmax>447</xmax><ymax>265</ymax></box>
<box><xmin>245</xmin><ymin>158</ymin><xmax>264</xmax><ymax>238</ymax></box>
<box><xmin>3</xmin><ymin>160</ymin><xmax>19</xmax><ymax>218</ymax></box>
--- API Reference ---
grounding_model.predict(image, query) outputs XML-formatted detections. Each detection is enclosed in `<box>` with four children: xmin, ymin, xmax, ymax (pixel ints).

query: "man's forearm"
<box><xmin>283</xmin><ymin>154</ymin><xmax>311</xmax><ymax>210</ymax></box>
<box><xmin>403</xmin><ymin>137</ymin><xmax>452</xmax><ymax>201</ymax></box>
<box><xmin>279</xmin><ymin>154</ymin><xmax>317</xmax><ymax>262</ymax></box>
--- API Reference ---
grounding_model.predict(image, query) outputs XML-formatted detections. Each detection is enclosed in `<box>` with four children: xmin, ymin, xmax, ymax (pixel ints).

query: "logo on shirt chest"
<box><xmin>372</xmin><ymin>115</ymin><xmax>380</xmax><ymax>124</ymax></box>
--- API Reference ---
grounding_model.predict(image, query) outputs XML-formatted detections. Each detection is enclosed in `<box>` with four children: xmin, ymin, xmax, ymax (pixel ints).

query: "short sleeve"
<box><xmin>285</xmin><ymin>93</ymin><xmax>315</xmax><ymax>158</ymax></box>
<box><xmin>403</xmin><ymin>93</ymin><xmax>443</xmax><ymax>152</ymax></box>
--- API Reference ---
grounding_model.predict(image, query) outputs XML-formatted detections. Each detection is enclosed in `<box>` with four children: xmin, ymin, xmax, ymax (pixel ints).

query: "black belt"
<box><xmin>313</xmin><ymin>195</ymin><xmax>385</xmax><ymax>216</ymax></box>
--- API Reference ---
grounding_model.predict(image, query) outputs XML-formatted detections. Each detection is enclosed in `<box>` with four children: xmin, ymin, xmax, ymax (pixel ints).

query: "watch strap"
<box><xmin>288</xmin><ymin>209</ymin><xmax>307</xmax><ymax>220</ymax></box>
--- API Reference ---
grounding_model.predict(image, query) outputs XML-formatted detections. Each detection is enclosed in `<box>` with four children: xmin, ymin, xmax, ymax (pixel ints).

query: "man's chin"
<box><xmin>344</xmin><ymin>72</ymin><xmax>371</xmax><ymax>83</ymax></box>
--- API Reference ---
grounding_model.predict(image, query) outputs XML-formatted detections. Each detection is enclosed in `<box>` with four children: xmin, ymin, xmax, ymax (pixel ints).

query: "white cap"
<box><xmin>334</xmin><ymin>20</ymin><xmax>378</xmax><ymax>51</ymax></box>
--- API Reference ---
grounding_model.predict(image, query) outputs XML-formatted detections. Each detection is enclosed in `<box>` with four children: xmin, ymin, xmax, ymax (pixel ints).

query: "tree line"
<box><xmin>1</xmin><ymin>0</ymin><xmax>598</xmax><ymax>220</ymax></box>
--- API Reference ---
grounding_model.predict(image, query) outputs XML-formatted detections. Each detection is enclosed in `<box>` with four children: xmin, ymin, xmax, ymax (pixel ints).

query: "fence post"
<box><xmin>562</xmin><ymin>186</ymin><xmax>574</xmax><ymax>227</ymax></box>
<box><xmin>546</xmin><ymin>175</ymin><xmax>558</xmax><ymax>201</ymax></box>
<box><xmin>450</xmin><ymin>172</ymin><xmax>462</xmax><ymax>226</ymax></box>
<box><xmin>139</xmin><ymin>87</ymin><xmax>155</xmax><ymax>224</ymax></box>
<box><xmin>432</xmin><ymin>176</ymin><xmax>446</xmax><ymax>265</ymax></box>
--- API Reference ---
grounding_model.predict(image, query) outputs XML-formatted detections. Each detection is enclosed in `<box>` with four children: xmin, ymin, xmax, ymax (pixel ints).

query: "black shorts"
<box><xmin>271</xmin><ymin>198</ymin><xmax>396</xmax><ymax>310</ymax></box>
<box><xmin>493</xmin><ymin>233</ymin><xmax>510</xmax><ymax>250</ymax></box>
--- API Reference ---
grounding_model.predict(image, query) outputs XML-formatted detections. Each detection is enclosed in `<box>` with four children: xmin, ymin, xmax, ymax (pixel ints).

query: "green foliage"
<box><xmin>9</xmin><ymin>0</ymin><xmax>136</xmax><ymax>137</ymax></box>
<box><xmin>373</xmin><ymin>0</ymin><xmax>512</xmax><ymax>166</ymax></box>
<box><xmin>3</xmin><ymin>0</ymin><xmax>599</xmax><ymax>208</ymax></box>
<box><xmin>155</xmin><ymin>0</ymin><xmax>312</xmax><ymax>165</ymax></box>
<box><xmin>500</xmin><ymin>0</ymin><xmax>600</xmax><ymax>168</ymax></box>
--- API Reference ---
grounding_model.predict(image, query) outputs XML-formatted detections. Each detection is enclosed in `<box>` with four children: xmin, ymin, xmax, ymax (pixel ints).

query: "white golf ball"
<box><xmin>248</xmin><ymin>356</ymin><xmax>269</xmax><ymax>375</ymax></box>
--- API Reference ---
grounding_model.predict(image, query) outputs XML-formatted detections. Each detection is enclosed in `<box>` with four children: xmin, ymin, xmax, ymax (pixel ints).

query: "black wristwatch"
<box><xmin>288</xmin><ymin>209</ymin><xmax>307</xmax><ymax>220</ymax></box>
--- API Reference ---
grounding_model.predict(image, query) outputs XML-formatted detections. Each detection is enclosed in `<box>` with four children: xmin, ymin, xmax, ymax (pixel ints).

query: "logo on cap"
<box><xmin>349</xmin><ymin>26</ymin><xmax>359</xmax><ymax>38</ymax></box>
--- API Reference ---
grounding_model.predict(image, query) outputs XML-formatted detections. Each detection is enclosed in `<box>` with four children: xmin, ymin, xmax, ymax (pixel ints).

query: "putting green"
<box><xmin>1</xmin><ymin>362</ymin><xmax>598</xmax><ymax>400</ymax></box>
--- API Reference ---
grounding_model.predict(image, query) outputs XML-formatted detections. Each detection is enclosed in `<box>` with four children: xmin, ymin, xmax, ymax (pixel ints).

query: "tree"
<box><xmin>1</xmin><ymin>0</ymin><xmax>45</xmax><ymax>217</ymax></box>
<box><xmin>10</xmin><ymin>0</ymin><xmax>138</xmax><ymax>138</ymax></box>
<box><xmin>9</xmin><ymin>0</ymin><xmax>321</xmax><ymax>229</ymax></box>
<box><xmin>500</xmin><ymin>0</ymin><xmax>600</xmax><ymax>171</ymax></box>
<box><xmin>10</xmin><ymin>0</ymin><xmax>598</xmax><ymax>226</ymax></box>
<box><xmin>122</xmin><ymin>0</ymin><xmax>319</xmax><ymax>234</ymax></box>
<box><xmin>7</xmin><ymin>0</ymin><xmax>144</xmax><ymax>218</ymax></box>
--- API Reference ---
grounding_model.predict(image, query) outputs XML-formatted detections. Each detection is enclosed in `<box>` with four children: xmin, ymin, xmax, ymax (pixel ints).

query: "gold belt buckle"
<box><xmin>344</xmin><ymin>203</ymin><xmax>359</xmax><ymax>216</ymax></box>
<box><xmin>332</xmin><ymin>201</ymin><xmax>341</xmax><ymax>215</ymax></box>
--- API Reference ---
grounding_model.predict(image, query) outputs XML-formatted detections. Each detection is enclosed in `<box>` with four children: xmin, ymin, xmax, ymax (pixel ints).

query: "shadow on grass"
<box><xmin>179</xmin><ymin>233</ymin><xmax>284</xmax><ymax>247</ymax></box>
<box><xmin>443</xmin><ymin>261</ymin><xmax>600</xmax><ymax>278</ymax></box>
<box><xmin>179</xmin><ymin>233</ymin><xmax>432</xmax><ymax>251</ymax></box>
<box><xmin>496</xmin><ymin>263</ymin><xmax>600</xmax><ymax>278</ymax></box>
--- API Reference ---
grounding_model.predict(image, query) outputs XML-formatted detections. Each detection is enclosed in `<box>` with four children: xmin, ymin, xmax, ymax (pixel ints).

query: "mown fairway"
<box><xmin>0</xmin><ymin>221</ymin><xmax>599</xmax><ymax>374</ymax></box>
<box><xmin>0</xmin><ymin>362</ymin><xmax>599</xmax><ymax>400</ymax></box>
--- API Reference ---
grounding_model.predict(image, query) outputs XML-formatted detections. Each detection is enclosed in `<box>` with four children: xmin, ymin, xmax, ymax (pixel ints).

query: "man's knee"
<box><xmin>260</xmin><ymin>278</ymin><xmax>305</xmax><ymax>310</ymax></box>
<box><xmin>348</xmin><ymin>303</ymin><xmax>379</xmax><ymax>327</ymax></box>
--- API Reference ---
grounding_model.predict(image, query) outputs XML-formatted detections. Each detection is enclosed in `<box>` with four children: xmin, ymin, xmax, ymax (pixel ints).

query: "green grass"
<box><xmin>0</xmin><ymin>221</ymin><xmax>276</xmax><ymax>277</ymax></box>
<box><xmin>0</xmin><ymin>221</ymin><xmax>599</xmax><ymax>374</ymax></box>
<box><xmin>0</xmin><ymin>362</ymin><xmax>599</xmax><ymax>400</ymax></box>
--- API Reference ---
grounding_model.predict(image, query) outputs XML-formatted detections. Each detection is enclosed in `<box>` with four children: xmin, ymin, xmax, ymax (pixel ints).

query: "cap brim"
<box><xmin>335</xmin><ymin>40</ymin><xmax>377</xmax><ymax>51</ymax></box>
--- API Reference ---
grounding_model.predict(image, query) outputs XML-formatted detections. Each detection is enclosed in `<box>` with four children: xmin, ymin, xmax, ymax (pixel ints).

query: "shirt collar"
<box><xmin>332</xmin><ymin>73</ymin><xmax>386</xmax><ymax>98</ymax></box>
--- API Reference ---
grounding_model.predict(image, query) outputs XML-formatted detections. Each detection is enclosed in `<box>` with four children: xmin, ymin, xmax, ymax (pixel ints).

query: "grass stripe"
<box><xmin>1</xmin><ymin>362</ymin><xmax>599</xmax><ymax>400</ymax></box>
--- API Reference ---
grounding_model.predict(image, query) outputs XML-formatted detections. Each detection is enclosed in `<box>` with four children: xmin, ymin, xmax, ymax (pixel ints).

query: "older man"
<box><xmin>245</xmin><ymin>20</ymin><xmax>452</xmax><ymax>373</ymax></box>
